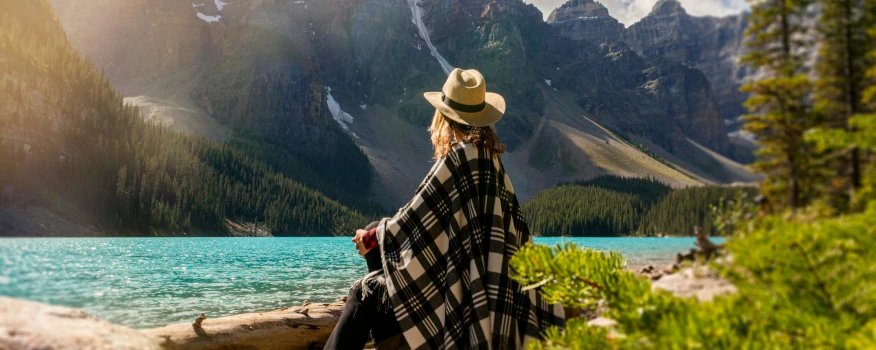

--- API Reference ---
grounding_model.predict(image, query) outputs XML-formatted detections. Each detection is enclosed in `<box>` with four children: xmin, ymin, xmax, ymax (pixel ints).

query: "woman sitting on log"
<box><xmin>324</xmin><ymin>68</ymin><xmax>565</xmax><ymax>350</ymax></box>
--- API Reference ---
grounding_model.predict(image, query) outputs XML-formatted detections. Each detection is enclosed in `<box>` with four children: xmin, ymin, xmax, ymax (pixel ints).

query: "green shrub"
<box><xmin>511</xmin><ymin>203</ymin><xmax>876</xmax><ymax>349</ymax></box>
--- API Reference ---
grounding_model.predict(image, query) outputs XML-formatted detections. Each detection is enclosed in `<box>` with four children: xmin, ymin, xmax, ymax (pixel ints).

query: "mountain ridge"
<box><xmin>45</xmin><ymin>0</ymin><xmax>755</xmax><ymax>210</ymax></box>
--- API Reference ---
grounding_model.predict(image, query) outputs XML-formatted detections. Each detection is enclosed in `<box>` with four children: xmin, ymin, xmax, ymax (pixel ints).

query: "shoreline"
<box><xmin>1</xmin><ymin>262</ymin><xmax>735</xmax><ymax>350</ymax></box>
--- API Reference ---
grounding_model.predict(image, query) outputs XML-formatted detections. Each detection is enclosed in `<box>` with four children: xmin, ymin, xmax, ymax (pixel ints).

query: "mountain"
<box><xmin>42</xmin><ymin>0</ymin><xmax>755</xmax><ymax>211</ymax></box>
<box><xmin>0</xmin><ymin>0</ymin><xmax>371</xmax><ymax>236</ymax></box>
<box><xmin>546</xmin><ymin>0</ymin><xmax>624</xmax><ymax>42</ymax></box>
<box><xmin>547</xmin><ymin>0</ymin><xmax>754</xmax><ymax>161</ymax></box>
<box><xmin>624</xmin><ymin>0</ymin><xmax>750</xmax><ymax>125</ymax></box>
<box><xmin>549</xmin><ymin>0</ymin><xmax>751</xmax><ymax>124</ymax></box>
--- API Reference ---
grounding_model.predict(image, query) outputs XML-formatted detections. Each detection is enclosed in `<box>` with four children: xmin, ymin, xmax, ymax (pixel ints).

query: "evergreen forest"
<box><xmin>523</xmin><ymin>175</ymin><xmax>756</xmax><ymax>236</ymax></box>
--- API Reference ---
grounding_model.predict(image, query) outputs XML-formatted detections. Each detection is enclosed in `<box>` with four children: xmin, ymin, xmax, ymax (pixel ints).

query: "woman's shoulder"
<box><xmin>450</xmin><ymin>141</ymin><xmax>490</xmax><ymax>160</ymax></box>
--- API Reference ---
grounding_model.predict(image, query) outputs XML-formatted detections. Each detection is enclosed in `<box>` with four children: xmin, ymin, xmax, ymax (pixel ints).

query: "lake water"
<box><xmin>0</xmin><ymin>237</ymin><xmax>712</xmax><ymax>329</ymax></box>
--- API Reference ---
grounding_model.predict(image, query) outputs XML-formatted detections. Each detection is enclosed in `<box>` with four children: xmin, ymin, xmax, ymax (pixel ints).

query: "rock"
<box><xmin>587</xmin><ymin>317</ymin><xmax>618</xmax><ymax>328</ymax></box>
<box><xmin>652</xmin><ymin>267</ymin><xmax>737</xmax><ymax>302</ymax></box>
<box><xmin>0</xmin><ymin>297</ymin><xmax>162</xmax><ymax>350</ymax></box>
<box><xmin>144</xmin><ymin>302</ymin><xmax>346</xmax><ymax>350</ymax></box>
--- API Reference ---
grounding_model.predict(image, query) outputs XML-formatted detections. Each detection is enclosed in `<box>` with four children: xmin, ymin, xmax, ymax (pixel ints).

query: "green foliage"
<box><xmin>225</xmin><ymin>132</ymin><xmax>384</xmax><ymax>216</ymax></box>
<box><xmin>510</xmin><ymin>243</ymin><xmax>636</xmax><ymax>309</ymax></box>
<box><xmin>639</xmin><ymin>186</ymin><xmax>758</xmax><ymax>236</ymax></box>
<box><xmin>511</xmin><ymin>203</ymin><xmax>876</xmax><ymax>349</ymax></box>
<box><xmin>523</xmin><ymin>176</ymin><xmax>670</xmax><ymax>236</ymax></box>
<box><xmin>0</xmin><ymin>0</ymin><xmax>370</xmax><ymax>235</ymax></box>
<box><xmin>523</xmin><ymin>176</ymin><xmax>755</xmax><ymax>236</ymax></box>
<box><xmin>811</xmin><ymin>0</ymin><xmax>876</xmax><ymax>208</ymax></box>
<box><xmin>807</xmin><ymin>114</ymin><xmax>876</xmax><ymax>211</ymax></box>
<box><xmin>741</xmin><ymin>0</ymin><xmax>819</xmax><ymax>210</ymax></box>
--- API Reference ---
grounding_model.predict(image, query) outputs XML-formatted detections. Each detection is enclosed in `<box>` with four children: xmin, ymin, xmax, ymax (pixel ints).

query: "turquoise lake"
<box><xmin>0</xmin><ymin>237</ymin><xmax>715</xmax><ymax>329</ymax></box>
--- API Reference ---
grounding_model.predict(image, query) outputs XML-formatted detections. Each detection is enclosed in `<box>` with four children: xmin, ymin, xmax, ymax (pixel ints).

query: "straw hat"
<box><xmin>424</xmin><ymin>68</ymin><xmax>506</xmax><ymax>127</ymax></box>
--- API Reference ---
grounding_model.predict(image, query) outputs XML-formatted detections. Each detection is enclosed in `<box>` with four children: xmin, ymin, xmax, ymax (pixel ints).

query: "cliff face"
<box><xmin>624</xmin><ymin>0</ymin><xmax>750</xmax><ymax>123</ymax></box>
<box><xmin>544</xmin><ymin>0</ymin><xmax>743</xmax><ymax>155</ymax></box>
<box><xmin>546</xmin><ymin>0</ymin><xmax>624</xmax><ymax>42</ymax></box>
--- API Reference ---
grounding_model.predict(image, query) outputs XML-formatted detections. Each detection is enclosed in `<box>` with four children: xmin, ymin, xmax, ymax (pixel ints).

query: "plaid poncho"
<box><xmin>375</xmin><ymin>142</ymin><xmax>565</xmax><ymax>349</ymax></box>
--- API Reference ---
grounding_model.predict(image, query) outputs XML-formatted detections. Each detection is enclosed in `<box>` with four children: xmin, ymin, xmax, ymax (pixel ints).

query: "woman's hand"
<box><xmin>352</xmin><ymin>229</ymin><xmax>371</xmax><ymax>256</ymax></box>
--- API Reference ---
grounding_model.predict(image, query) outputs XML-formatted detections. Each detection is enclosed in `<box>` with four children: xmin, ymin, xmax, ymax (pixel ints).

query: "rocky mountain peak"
<box><xmin>547</xmin><ymin>0</ymin><xmax>611</xmax><ymax>23</ymax></box>
<box><xmin>547</xmin><ymin>0</ymin><xmax>624</xmax><ymax>42</ymax></box>
<box><xmin>649</xmin><ymin>0</ymin><xmax>687</xmax><ymax>17</ymax></box>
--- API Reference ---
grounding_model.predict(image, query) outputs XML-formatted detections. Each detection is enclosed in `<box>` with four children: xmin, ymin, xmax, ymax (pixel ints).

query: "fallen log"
<box><xmin>144</xmin><ymin>302</ymin><xmax>346</xmax><ymax>350</ymax></box>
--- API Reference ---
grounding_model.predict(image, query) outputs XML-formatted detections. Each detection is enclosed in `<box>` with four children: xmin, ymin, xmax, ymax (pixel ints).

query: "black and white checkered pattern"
<box><xmin>376</xmin><ymin>142</ymin><xmax>565</xmax><ymax>349</ymax></box>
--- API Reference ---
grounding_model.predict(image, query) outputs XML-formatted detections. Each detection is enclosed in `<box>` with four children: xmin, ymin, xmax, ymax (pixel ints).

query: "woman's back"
<box><xmin>377</xmin><ymin>141</ymin><xmax>564</xmax><ymax>349</ymax></box>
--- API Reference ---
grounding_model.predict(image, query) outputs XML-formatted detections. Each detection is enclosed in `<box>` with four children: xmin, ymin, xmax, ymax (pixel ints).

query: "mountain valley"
<box><xmin>1</xmin><ymin>0</ymin><xmax>761</xmax><ymax>235</ymax></box>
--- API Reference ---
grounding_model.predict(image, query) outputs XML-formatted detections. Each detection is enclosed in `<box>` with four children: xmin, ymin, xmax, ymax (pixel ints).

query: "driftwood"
<box><xmin>676</xmin><ymin>226</ymin><xmax>724</xmax><ymax>264</ymax></box>
<box><xmin>694</xmin><ymin>226</ymin><xmax>724</xmax><ymax>259</ymax></box>
<box><xmin>0</xmin><ymin>297</ymin><xmax>162</xmax><ymax>350</ymax></box>
<box><xmin>144</xmin><ymin>302</ymin><xmax>346</xmax><ymax>350</ymax></box>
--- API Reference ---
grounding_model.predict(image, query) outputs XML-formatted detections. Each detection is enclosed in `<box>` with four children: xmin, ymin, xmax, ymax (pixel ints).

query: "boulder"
<box><xmin>652</xmin><ymin>266</ymin><xmax>737</xmax><ymax>302</ymax></box>
<box><xmin>0</xmin><ymin>297</ymin><xmax>162</xmax><ymax>350</ymax></box>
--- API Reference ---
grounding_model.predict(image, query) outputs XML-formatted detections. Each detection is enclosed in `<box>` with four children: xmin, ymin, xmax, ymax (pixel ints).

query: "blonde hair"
<box><xmin>428</xmin><ymin>110</ymin><xmax>506</xmax><ymax>160</ymax></box>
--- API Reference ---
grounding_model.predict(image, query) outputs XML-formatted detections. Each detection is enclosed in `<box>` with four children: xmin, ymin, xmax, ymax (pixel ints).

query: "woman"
<box><xmin>325</xmin><ymin>68</ymin><xmax>564</xmax><ymax>350</ymax></box>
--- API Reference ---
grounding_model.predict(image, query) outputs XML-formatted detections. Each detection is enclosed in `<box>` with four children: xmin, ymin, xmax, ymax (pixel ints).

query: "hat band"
<box><xmin>441</xmin><ymin>93</ymin><xmax>486</xmax><ymax>113</ymax></box>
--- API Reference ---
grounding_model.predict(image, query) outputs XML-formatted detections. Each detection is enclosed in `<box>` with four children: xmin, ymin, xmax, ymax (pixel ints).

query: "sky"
<box><xmin>528</xmin><ymin>0</ymin><xmax>750</xmax><ymax>26</ymax></box>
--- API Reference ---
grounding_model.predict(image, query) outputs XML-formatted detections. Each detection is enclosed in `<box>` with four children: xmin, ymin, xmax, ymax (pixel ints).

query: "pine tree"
<box><xmin>807</xmin><ymin>1</ymin><xmax>876</xmax><ymax>207</ymax></box>
<box><xmin>813</xmin><ymin>0</ymin><xmax>874</xmax><ymax>206</ymax></box>
<box><xmin>741</xmin><ymin>0</ymin><xmax>817</xmax><ymax>210</ymax></box>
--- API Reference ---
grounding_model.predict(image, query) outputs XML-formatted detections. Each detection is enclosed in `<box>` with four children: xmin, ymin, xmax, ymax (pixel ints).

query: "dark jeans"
<box><xmin>324</xmin><ymin>281</ymin><xmax>403</xmax><ymax>350</ymax></box>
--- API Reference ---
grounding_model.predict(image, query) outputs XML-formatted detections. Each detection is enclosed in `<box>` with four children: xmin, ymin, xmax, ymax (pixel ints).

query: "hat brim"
<box><xmin>423</xmin><ymin>92</ymin><xmax>506</xmax><ymax>127</ymax></box>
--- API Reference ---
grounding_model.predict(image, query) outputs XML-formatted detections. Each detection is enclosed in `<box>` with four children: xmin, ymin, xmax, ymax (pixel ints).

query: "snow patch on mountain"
<box><xmin>195</xmin><ymin>0</ymin><xmax>229</xmax><ymax>23</ymax></box>
<box><xmin>325</xmin><ymin>87</ymin><xmax>357</xmax><ymax>138</ymax></box>
<box><xmin>197</xmin><ymin>13</ymin><xmax>221</xmax><ymax>22</ymax></box>
<box><xmin>214</xmin><ymin>0</ymin><xmax>229</xmax><ymax>11</ymax></box>
<box><xmin>728</xmin><ymin>130</ymin><xmax>755</xmax><ymax>142</ymax></box>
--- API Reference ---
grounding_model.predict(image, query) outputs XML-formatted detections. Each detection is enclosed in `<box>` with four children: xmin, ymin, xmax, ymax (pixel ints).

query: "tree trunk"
<box><xmin>843</xmin><ymin>0</ymin><xmax>863</xmax><ymax>195</ymax></box>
